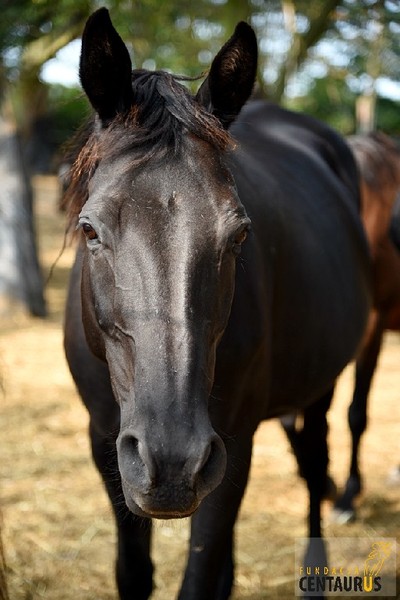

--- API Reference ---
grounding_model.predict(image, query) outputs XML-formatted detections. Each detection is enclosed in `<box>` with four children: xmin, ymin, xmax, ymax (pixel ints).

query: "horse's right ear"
<box><xmin>195</xmin><ymin>22</ymin><xmax>258</xmax><ymax>129</ymax></box>
<box><xmin>79</xmin><ymin>8</ymin><xmax>133</xmax><ymax>124</ymax></box>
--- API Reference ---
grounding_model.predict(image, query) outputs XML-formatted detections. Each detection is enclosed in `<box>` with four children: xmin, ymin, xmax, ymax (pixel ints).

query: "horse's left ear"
<box><xmin>196</xmin><ymin>22</ymin><xmax>258</xmax><ymax>129</ymax></box>
<box><xmin>79</xmin><ymin>8</ymin><xmax>133</xmax><ymax>124</ymax></box>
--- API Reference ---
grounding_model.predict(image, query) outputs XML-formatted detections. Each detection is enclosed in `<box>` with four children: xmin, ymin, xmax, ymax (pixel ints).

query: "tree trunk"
<box><xmin>0</xmin><ymin>106</ymin><xmax>46</xmax><ymax>317</ymax></box>
<box><xmin>273</xmin><ymin>0</ymin><xmax>341</xmax><ymax>102</ymax></box>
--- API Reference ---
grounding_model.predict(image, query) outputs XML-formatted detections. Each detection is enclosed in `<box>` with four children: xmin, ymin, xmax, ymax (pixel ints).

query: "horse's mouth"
<box><xmin>121</xmin><ymin>480</ymin><xmax>200</xmax><ymax>520</ymax></box>
<box><xmin>142</xmin><ymin>507</ymin><xmax>196</xmax><ymax>520</ymax></box>
<box><xmin>126</xmin><ymin>498</ymin><xmax>198</xmax><ymax>520</ymax></box>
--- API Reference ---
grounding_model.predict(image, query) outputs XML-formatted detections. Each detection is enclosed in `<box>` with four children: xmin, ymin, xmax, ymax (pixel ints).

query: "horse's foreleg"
<box><xmin>280</xmin><ymin>412</ymin><xmax>336</xmax><ymax>501</ymax></box>
<box><xmin>89</xmin><ymin>422</ymin><xmax>153</xmax><ymax>600</ymax></box>
<box><xmin>301</xmin><ymin>390</ymin><xmax>332</xmax><ymax>536</ymax></box>
<box><xmin>299</xmin><ymin>390</ymin><xmax>333</xmax><ymax>600</ymax></box>
<box><xmin>280</xmin><ymin>412</ymin><xmax>303</xmax><ymax>471</ymax></box>
<box><xmin>334</xmin><ymin>315</ymin><xmax>384</xmax><ymax>521</ymax></box>
<box><xmin>178</xmin><ymin>432</ymin><xmax>253</xmax><ymax>600</ymax></box>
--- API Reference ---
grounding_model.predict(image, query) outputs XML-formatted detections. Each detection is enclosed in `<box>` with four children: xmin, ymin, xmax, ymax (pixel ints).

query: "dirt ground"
<box><xmin>0</xmin><ymin>177</ymin><xmax>399</xmax><ymax>600</ymax></box>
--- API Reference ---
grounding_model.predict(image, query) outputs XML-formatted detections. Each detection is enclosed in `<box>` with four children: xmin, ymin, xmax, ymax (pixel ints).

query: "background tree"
<box><xmin>283</xmin><ymin>0</ymin><xmax>400</xmax><ymax>132</ymax></box>
<box><xmin>3</xmin><ymin>0</ymin><xmax>400</xmax><ymax>164</ymax></box>
<box><xmin>2</xmin><ymin>0</ymin><xmax>91</xmax><ymax>171</ymax></box>
<box><xmin>0</xmin><ymin>0</ymin><xmax>90</xmax><ymax>316</ymax></box>
<box><xmin>1</xmin><ymin>0</ymin><xmax>400</xmax><ymax>315</ymax></box>
<box><xmin>0</xmin><ymin>104</ymin><xmax>46</xmax><ymax>316</ymax></box>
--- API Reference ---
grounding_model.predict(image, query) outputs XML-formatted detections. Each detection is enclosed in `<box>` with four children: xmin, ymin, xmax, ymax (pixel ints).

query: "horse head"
<box><xmin>72</xmin><ymin>9</ymin><xmax>257</xmax><ymax>518</ymax></box>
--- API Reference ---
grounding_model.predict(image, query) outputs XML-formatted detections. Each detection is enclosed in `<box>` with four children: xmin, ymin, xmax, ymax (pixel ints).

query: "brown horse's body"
<box><xmin>354</xmin><ymin>133</ymin><xmax>400</xmax><ymax>319</ymax></box>
<box><xmin>333</xmin><ymin>132</ymin><xmax>400</xmax><ymax>519</ymax></box>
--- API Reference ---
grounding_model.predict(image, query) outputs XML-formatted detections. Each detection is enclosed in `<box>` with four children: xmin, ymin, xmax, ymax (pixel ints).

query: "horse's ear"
<box><xmin>196</xmin><ymin>22</ymin><xmax>258</xmax><ymax>129</ymax></box>
<box><xmin>79</xmin><ymin>8</ymin><xmax>133</xmax><ymax>124</ymax></box>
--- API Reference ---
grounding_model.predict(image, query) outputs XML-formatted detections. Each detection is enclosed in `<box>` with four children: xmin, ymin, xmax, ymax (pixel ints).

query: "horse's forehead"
<box><xmin>90</xmin><ymin>146</ymin><xmax>238</xmax><ymax>217</ymax></box>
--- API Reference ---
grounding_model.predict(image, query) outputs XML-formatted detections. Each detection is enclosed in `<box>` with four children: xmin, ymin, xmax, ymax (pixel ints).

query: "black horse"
<box><xmin>63</xmin><ymin>9</ymin><xmax>371</xmax><ymax>599</ymax></box>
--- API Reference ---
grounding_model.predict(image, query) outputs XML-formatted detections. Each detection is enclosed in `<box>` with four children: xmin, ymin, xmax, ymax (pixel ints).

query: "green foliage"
<box><xmin>102</xmin><ymin>0</ymin><xmax>256</xmax><ymax>79</ymax></box>
<box><xmin>47</xmin><ymin>84</ymin><xmax>90</xmax><ymax>150</ymax></box>
<box><xmin>287</xmin><ymin>73</ymin><xmax>356</xmax><ymax>135</ymax></box>
<box><xmin>376</xmin><ymin>96</ymin><xmax>400</xmax><ymax>135</ymax></box>
<box><xmin>0</xmin><ymin>0</ymin><xmax>90</xmax><ymax>50</ymax></box>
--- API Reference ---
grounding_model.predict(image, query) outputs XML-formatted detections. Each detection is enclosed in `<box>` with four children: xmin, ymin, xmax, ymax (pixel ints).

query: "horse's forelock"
<box><xmin>61</xmin><ymin>129</ymin><xmax>99</xmax><ymax>237</ymax></box>
<box><xmin>62</xmin><ymin>70</ymin><xmax>234</xmax><ymax>236</ymax></box>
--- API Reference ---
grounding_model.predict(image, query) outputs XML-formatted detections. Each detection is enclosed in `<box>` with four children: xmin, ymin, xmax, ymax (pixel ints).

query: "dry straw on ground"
<box><xmin>0</xmin><ymin>176</ymin><xmax>399</xmax><ymax>599</ymax></box>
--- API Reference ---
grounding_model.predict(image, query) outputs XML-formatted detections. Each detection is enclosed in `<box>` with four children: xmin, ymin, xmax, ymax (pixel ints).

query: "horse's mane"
<box><xmin>62</xmin><ymin>69</ymin><xmax>233</xmax><ymax>233</ymax></box>
<box><xmin>348</xmin><ymin>131</ymin><xmax>400</xmax><ymax>192</ymax></box>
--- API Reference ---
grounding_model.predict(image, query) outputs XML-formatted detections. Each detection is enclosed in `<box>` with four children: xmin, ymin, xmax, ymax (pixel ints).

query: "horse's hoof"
<box><xmin>329</xmin><ymin>507</ymin><xmax>356</xmax><ymax>525</ymax></box>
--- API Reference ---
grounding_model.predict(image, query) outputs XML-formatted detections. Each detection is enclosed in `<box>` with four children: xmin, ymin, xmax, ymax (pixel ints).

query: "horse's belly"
<box><xmin>265</xmin><ymin>279</ymin><xmax>370</xmax><ymax>416</ymax></box>
<box><xmin>215</xmin><ymin>241</ymin><xmax>371</xmax><ymax>426</ymax></box>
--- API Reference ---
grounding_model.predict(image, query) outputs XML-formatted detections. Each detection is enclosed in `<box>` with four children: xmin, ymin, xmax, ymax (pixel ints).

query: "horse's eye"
<box><xmin>232</xmin><ymin>226</ymin><xmax>249</xmax><ymax>256</ymax></box>
<box><xmin>234</xmin><ymin>228</ymin><xmax>248</xmax><ymax>246</ymax></box>
<box><xmin>82</xmin><ymin>223</ymin><xmax>98</xmax><ymax>241</ymax></box>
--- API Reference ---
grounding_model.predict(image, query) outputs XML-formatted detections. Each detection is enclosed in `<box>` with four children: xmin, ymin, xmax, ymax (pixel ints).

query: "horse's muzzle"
<box><xmin>116</xmin><ymin>428</ymin><xmax>227</xmax><ymax>519</ymax></box>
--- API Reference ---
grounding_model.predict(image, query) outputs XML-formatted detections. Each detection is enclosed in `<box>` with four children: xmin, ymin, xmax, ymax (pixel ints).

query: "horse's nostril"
<box><xmin>118</xmin><ymin>432</ymin><xmax>155</xmax><ymax>487</ymax></box>
<box><xmin>195</xmin><ymin>436</ymin><xmax>226</xmax><ymax>494</ymax></box>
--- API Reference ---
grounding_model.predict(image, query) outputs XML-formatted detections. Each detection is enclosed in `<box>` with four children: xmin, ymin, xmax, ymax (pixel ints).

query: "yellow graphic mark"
<box><xmin>363</xmin><ymin>541</ymin><xmax>393</xmax><ymax>593</ymax></box>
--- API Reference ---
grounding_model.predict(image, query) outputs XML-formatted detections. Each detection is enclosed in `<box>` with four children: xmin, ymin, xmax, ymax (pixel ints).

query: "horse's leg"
<box><xmin>280</xmin><ymin>412</ymin><xmax>303</xmax><ymax>468</ymax></box>
<box><xmin>333</xmin><ymin>315</ymin><xmax>384</xmax><ymax>521</ymax></box>
<box><xmin>178</xmin><ymin>432</ymin><xmax>253</xmax><ymax>600</ymax></box>
<box><xmin>89</xmin><ymin>422</ymin><xmax>153</xmax><ymax>600</ymax></box>
<box><xmin>65</xmin><ymin>257</ymin><xmax>153</xmax><ymax>598</ymax></box>
<box><xmin>65</xmin><ymin>333</ymin><xmax>153</xmax><ymax>597</ymax></box>
<box><xmin>298</xmin><ymin>390</ymin><xmax>333</xmax><ymax>600</ymax></box>
<box><xmin>280</xmin><ymin>412</ymin><xmax>336</xmax><ymax>501</ymax></box>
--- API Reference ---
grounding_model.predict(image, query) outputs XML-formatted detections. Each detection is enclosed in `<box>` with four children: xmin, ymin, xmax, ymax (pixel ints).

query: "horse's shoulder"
<box><xmin>236</xmin><ymin>100</ymin><xmax>347</xmax><ymax>154</ymax></box>
<box><xmin>234</xmin><ymin>100</ymin><xmax>359</xmax><ymax>203</ymax></box>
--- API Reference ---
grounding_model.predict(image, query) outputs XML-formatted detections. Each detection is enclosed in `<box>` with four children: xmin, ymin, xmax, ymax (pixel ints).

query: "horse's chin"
<box><xmin>126</xmin><ymin>499</ymin><xmax>197</xmax><ymax>520</ymax></box>
<box><xmin>123</xmin><ymin>488</ymin><xmax>199</xmax><ymax>520</ymax></box>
